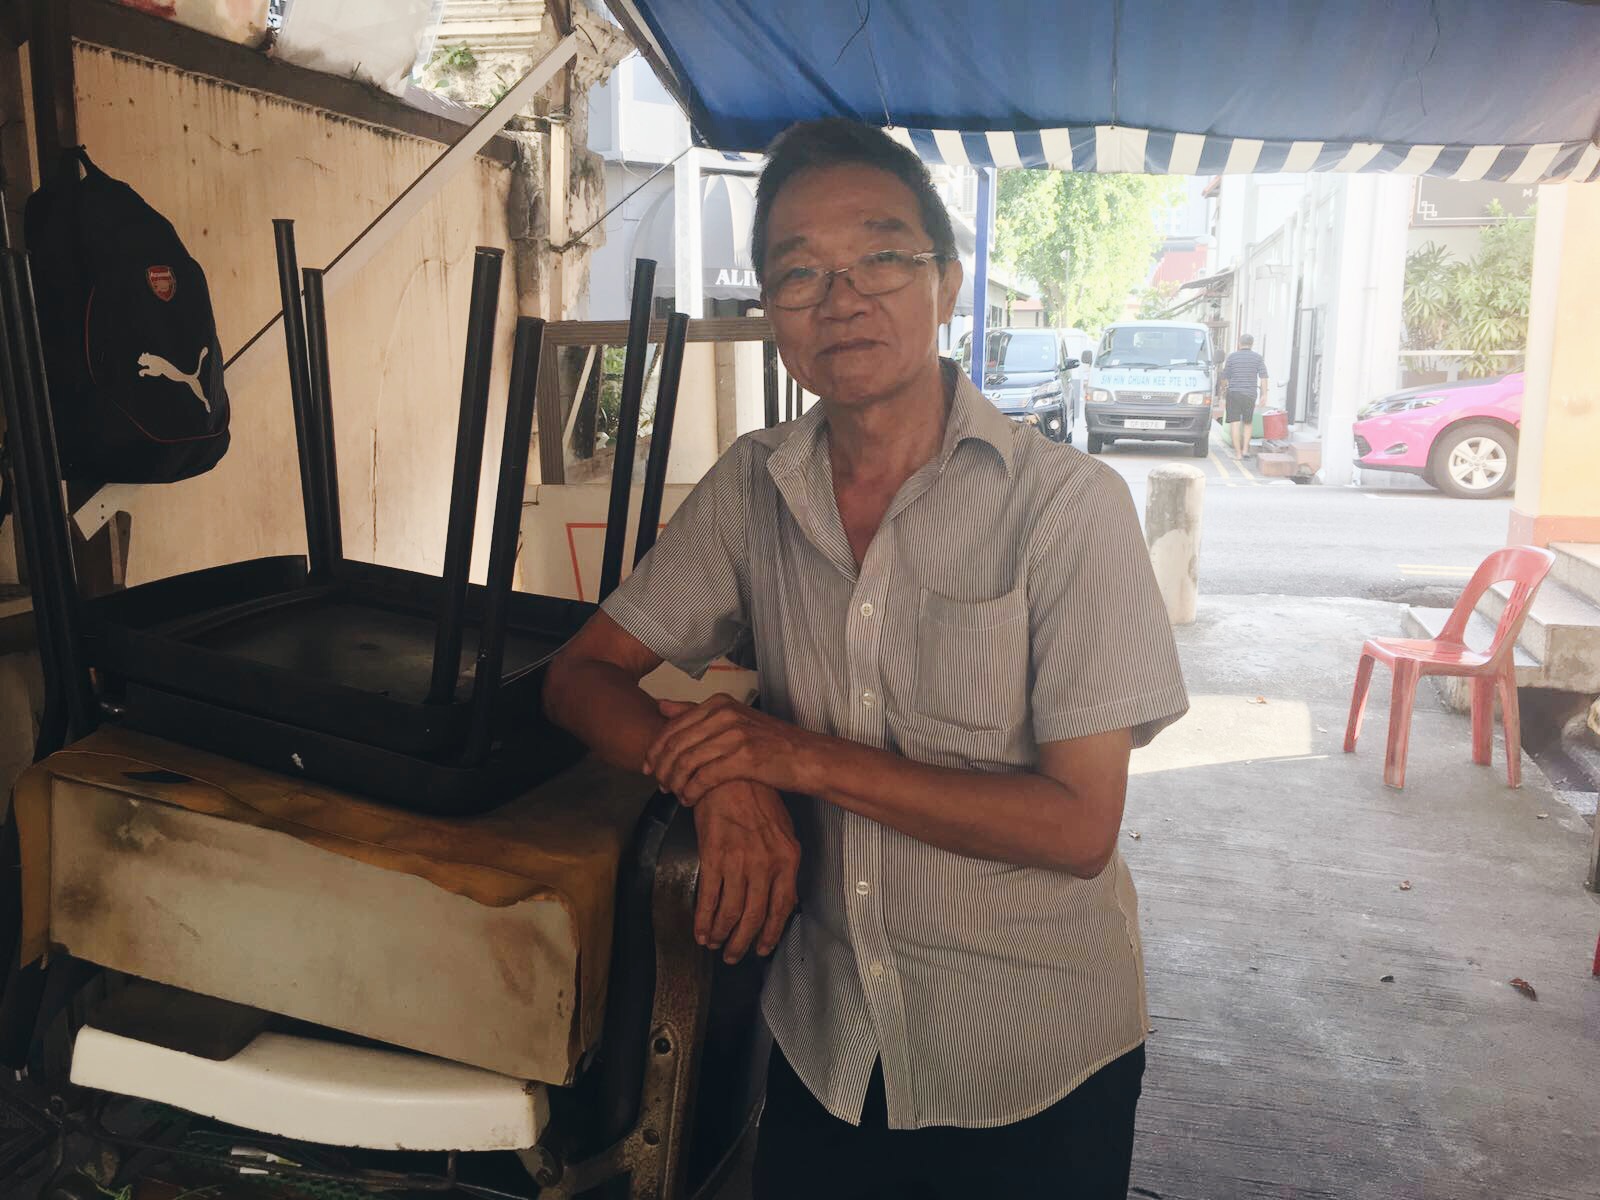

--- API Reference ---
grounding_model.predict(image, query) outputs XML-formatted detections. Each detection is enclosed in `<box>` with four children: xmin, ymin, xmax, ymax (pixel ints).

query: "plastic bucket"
<box><xmin>1261</xmin><ymin>408</ymin><xmax>1288</xmax><ymax>440</ymax></box>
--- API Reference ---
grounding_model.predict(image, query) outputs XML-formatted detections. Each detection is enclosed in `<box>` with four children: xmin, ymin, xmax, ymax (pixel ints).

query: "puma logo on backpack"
<box><xmin>137</xmin><ymin>348</ymin><xmax>212</xmax><ymax>413</ymax></box>
<box><xmin>24</xmin><ymin>147</ymin><xmax>229</xmax><ymax>484</ymax></box>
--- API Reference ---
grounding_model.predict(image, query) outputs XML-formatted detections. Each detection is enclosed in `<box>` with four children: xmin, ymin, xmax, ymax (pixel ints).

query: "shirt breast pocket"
<box><xmin>913</xmin><ymin>587</ymin><xmax>1029</xmax><ymax>733</ymax></box>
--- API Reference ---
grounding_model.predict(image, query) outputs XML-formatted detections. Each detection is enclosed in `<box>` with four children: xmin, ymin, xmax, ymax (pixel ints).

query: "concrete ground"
<box><xmin>1126</xmin><ymin>594</ymin><xmax>1600</xmax><ymax>1200</ymax></box>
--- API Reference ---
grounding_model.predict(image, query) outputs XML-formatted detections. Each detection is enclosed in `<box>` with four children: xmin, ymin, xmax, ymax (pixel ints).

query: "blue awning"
<box><xmin>604</xmin><ymin>1</ymin><xmax>1600</xmax><ymax>182</ymax></box>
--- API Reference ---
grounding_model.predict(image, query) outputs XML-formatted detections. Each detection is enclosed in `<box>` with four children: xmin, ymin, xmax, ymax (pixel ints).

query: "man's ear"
<box><xmin>937</xmin><ymin>257</ymin><xmax>964</xmax><ymax>326</ymax></box>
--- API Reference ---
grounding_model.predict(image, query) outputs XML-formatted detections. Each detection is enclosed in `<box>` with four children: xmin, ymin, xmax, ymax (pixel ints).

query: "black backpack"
<box><xmin>21</xmin><ymin>147</ymin><xmax>229</xmax><ymax>484</ymax></box>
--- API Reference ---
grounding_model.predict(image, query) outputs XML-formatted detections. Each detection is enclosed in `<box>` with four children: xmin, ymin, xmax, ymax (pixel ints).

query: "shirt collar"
<box><xmin>940</xmin><ymin>359</ymin><xmax>1017</xmax><ymax>479</ymax></box>
<box><xmin>763</xmin><ymin>358</ymin><xmax>1017</xmax><ymax>483</ymax></box>
<box><xmin>763</xmin><ymin>396</ymin><xmax>830</xmax><ymax>483</ymax></box>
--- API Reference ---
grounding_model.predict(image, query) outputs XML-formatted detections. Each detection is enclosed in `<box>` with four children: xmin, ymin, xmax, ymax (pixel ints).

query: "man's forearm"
<box><xmin>543</xmin><ymin>658</ymin><xmax>667</xmax><ymax>774</ymax></box>
<box><xmin>799</xmin><ymin>735</ymin><xmax>1118</xmax><ymax>878</ymax></box>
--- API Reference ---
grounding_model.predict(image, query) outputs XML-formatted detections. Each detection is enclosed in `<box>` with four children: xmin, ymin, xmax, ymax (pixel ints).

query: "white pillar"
<box><xmin>1509</xmin><ymin>181</ymin><xmax>1600</xmax><ymax>547</ymax></box>
<box><xmin>673</xmin><ymin>147</ymin><xmax>703</xmax><ymax>318</ymax></box>
<box><xmin>1145</xmin><ymin>464</ymin><xmax>1206</xmax><ymax>625</ymax></box>
<box><xmin>1317</xmin><ymin>174</ymin><xmax>1411</xmax><ymax>486</ymax></box>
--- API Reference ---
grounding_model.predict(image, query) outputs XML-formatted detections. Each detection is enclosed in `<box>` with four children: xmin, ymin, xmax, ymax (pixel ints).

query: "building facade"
<box><xmin>1203</xmin><ymin>171</ymin><xmax>1535</xmax><ymax>485</ymax></box>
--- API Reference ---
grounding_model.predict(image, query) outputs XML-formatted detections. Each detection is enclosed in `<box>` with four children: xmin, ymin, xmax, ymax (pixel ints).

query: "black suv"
<box><xmin>956</xmin><ymin>328</ymin><xmax>1079</xmax><ymax>443</ymax></box>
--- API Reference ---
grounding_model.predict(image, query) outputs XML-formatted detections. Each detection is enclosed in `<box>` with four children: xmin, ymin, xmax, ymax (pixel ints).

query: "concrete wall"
<box><xmin>73</xmin><ymin>45</ymin><xmax>532</xmax><ymax>585</ymax></box>
<box><xmin>1511</xmin><ymin>181</ymin><xmax>1600</xmax><ymax>543</ymax></box>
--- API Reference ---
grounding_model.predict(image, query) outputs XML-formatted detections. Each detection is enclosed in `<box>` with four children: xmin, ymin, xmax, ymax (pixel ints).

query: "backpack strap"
<box><xmin>57</xmin><ymin>146</ymin><xmax>101</xmax><ymax>184</ymax></box>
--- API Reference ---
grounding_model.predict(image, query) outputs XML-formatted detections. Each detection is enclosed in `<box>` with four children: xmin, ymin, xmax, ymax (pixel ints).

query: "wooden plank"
<box><xmin>536</xmin><ymin>324</ymin><xmax>566</xmax><ymax>484</ymax></box>
<box><xmin>560</xmin><ymin>344</ymin><xmax>598</xmax><ymax>448</ymax></box>
<box><xmin>544</xmin><ymin>316</ymin><xmax>774</xmax><ymax>345</ymax></box>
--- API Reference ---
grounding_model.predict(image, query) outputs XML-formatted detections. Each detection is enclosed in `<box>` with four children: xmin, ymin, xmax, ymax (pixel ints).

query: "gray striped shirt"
<box><xmin>603</xmin><ymin>361</ymin><xmax>1188</xmax><ymax>1129</ymax></box>
<box><xmin>1222</xmin><ymin>348</ymin><xmax>1268</xmax><ymax>394</ymax></box>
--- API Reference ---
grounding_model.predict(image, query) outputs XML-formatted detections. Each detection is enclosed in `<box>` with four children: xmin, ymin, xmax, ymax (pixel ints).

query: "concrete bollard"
<box><xmin>1145</xmin><ymin>464</ymin><xmax>1206</xmax><ymax>625</ymax></box>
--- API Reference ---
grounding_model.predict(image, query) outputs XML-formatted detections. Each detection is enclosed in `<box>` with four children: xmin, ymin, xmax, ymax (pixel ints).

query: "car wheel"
<box><xmin>1191</xmin><ymin>437</ymin><xmax>1209</xmax><ymax>458</ymax></box>
<box><xmin>1429</xmin><ymin>422</ymin><xmax>1517</xmax><ymax>499</ymax></box>
<box><xmin>1086</xmin><ymin>434</ymin><xmax>1104</xmax><ymax>455</ymax></box>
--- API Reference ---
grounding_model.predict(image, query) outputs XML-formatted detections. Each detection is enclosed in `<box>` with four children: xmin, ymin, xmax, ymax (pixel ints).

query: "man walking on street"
<box><xmin>1219</xmin><ymin>334</ymin><xmax>1269</xmax><ymax>460</ymax></box>
<box><xmin>543</xmin><ymin>118</ymin><xmax>1188</xmax><ymax>1200</ymax></box>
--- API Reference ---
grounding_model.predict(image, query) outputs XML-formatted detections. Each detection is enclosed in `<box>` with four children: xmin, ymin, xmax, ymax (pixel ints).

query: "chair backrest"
<box><xmin>1439</xmin><ymin>545</ymin><xmax>1556</xmax><ymax>666</ymax></box>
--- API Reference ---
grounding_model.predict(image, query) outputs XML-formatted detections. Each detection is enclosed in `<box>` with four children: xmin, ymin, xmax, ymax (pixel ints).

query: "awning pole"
<box><xmin>969</xmin><ymin>166</ymin><xmax>995</xmax><ymax>389</ymax></box>
<box><xmin>674</xmin><ymin>146</ymin><xmax>704</xmax><ymax>318</ymax></box>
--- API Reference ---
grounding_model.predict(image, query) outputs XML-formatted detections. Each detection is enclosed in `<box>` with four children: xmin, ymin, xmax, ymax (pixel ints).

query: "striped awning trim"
<box><xmin>872</xmin><ymin>126</ymin><xmax>1600</xmax><ymax>183</ymax></box>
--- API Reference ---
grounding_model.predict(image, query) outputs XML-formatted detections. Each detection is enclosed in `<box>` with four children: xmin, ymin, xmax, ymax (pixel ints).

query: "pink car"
<box><xmin>1352</xmin><ymin>372</ymin><xmax>1522</xmax><ymax>498</ymax></box>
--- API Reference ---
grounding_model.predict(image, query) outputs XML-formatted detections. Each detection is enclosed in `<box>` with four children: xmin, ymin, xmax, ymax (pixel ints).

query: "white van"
<box><xmin>1056</xmin><ymin>328</ymin><xmax>1096</xmax><ymax>415</ymax></box>
<box><xmin>1081</xmin><ymin>321</ymin><xmax>1215</xmax><ymax>457</ymax></box>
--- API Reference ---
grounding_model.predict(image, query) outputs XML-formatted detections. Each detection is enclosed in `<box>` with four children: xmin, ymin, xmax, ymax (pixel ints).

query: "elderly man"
<box><xmin>543</xmin><ymin>119</ymin><xmax>1188</xmax><ymax>1199</ymax></box>
<box><xmin>1219</xmin><ymin>333</ymin><xmax>1270</xmax><ymax>460</ymax></box>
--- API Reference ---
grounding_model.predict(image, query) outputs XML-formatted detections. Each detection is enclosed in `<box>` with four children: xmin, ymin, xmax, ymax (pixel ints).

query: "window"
<box><xmin>990</xmin><ymin>331</ymin><xmax>1056</xmax><ymax>372</ymax></box>
<box><xmin>1096</xmin><ymin>327</ymin><xmax>1211</xmax><ymax>368</ymax></box>
<box><xmin>957</xmin><ymin>168</ymin><xmax>978</xmax><ymax>218</ymax></box>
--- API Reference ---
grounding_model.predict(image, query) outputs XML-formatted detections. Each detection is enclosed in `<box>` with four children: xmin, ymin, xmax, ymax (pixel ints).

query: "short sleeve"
<box><xmin>1256</xmin><ymin>355</ymin><xmax>1269</xmax><ymax>379</ymax></box>
<box><xmin>1027</xmin><ymin>465</ymin><xmax>1189</xmax><ymax>747</ymax></box>
<box><xmin>600</xmin><ymin>440</ymin><xmax>752</xmax><ymax>679</ymax></box>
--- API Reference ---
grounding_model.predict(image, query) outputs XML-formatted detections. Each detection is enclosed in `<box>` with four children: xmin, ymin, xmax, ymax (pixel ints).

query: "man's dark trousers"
<box><xmin>752</xmin><ymin>1043</ymin><xmax>1146</xmax><ymax>1200</ymax></box>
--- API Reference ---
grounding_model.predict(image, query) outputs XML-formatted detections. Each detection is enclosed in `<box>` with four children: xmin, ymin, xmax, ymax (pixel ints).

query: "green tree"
<box><xmin>1402</xmin><ymin>202</ymin><xmax>1534</xmax><ymax>376</ymax></box>
<box><xmin>1136</xmin><ymin>279</ymin><xmax>1181</xmax><ymax>319</ymax></box>
<box><xmin>993</xmin><ymin>171</ymin><xmax>1181</xmax><ymax>330</ymax></box>
<box><xmin>1401</xmin><ymin>241</ymin><xmax>1455</xmax><ymax>351</ymax></box>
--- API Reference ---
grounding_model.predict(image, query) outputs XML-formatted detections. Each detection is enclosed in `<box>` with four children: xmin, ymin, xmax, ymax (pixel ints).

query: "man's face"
<box><xmin>761</xmin><ymin>163</ymin><xmax>961</xmax><ymax>409</ymax></box>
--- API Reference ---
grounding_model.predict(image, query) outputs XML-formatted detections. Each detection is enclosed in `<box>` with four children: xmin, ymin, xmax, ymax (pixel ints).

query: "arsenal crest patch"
<box><xmin>147</xmin><ymin>265</ymin><xmax>176</xmax><ymax>302</ymax></box>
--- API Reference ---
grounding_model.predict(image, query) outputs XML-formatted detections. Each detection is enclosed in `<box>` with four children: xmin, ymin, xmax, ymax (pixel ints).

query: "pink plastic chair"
<box><xmin>1344</xmin><ymin>546</ymin><xmax>1555</xmax><ymax>789</ymax></box>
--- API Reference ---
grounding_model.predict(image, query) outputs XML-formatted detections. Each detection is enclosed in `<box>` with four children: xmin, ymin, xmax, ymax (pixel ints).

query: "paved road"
<box><xmin>1080</xmin><ymin>420</ymin><xmax>1512</xmax><ymax>607</ymax></box>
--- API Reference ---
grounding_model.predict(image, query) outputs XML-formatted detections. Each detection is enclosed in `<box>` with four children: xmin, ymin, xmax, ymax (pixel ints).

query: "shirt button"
<box><xmin>869</xmin><ymin>961</ymin><xmax>885</xmax><ymax>978</ymax></box>
<box><xmin>860</xmin><ymin>690</ymin><xmax>876</xmax><ymax>708</ymax></box>
<box><xmin>859</xmin><ymin>602</ymin><xmax>874</xmax><ymax>618</ymax></box>
<box><xmin>855</xmin><ymin>880</ymin><xmax>871</xmax><ymax>896</ymax></box>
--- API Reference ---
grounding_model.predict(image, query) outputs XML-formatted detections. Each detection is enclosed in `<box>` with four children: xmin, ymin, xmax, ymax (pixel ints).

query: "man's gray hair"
<box><xmin>751</xmin><ymin>118</ymin><xmax>957</xmax><ymax>286</ymax></box>
<box><xmin>1239</xmin><ymin>334</ymin><xmax>1255</xmax><ymax>347</ymax></box>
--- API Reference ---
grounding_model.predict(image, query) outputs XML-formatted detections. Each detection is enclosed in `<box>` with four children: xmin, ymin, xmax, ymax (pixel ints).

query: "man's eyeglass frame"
<box><xmin>763</xmin><ymin>249</ymin><xmax>951</xmax><ymax>311</ymax></box>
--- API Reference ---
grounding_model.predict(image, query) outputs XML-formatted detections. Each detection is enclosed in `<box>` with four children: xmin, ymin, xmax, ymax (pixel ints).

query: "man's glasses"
<box><xmin>765</xmin><ymin>249</ymin><xmax>948</xmax><ymax>310</ymax></box>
